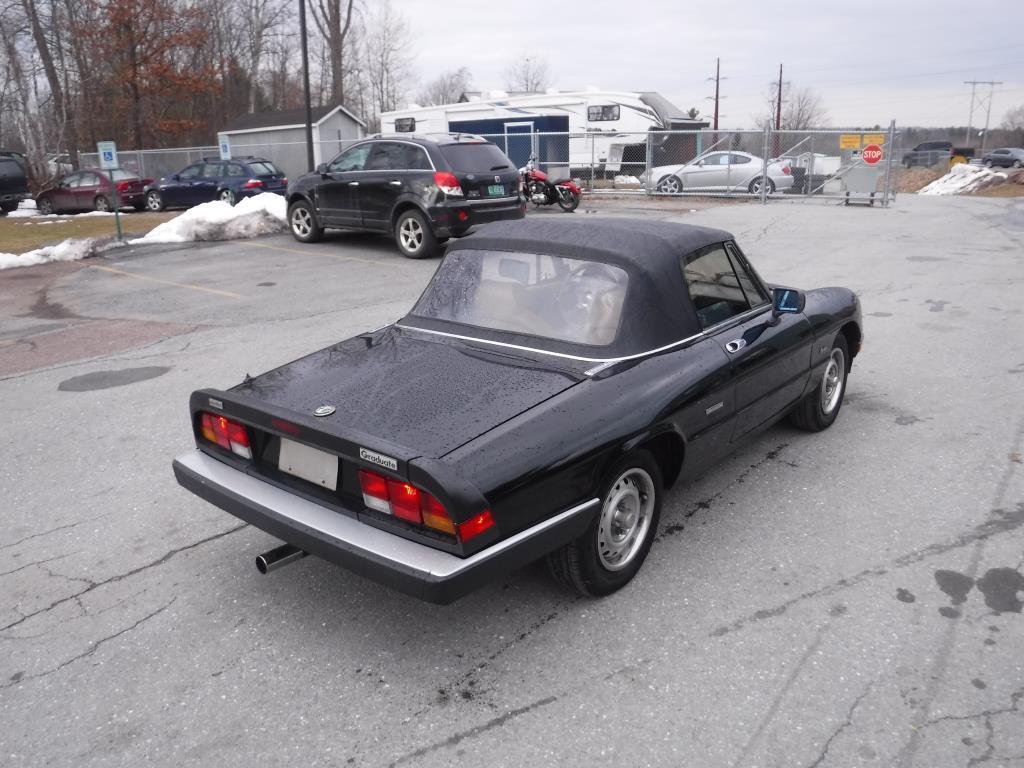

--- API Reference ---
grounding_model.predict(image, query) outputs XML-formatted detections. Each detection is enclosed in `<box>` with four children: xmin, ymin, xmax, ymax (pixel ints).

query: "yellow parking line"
<box><xmin>246</xmin><ymin>240</ymin><xmax>406</xmax><ymax>270</ymax></box>
<box><xmin>86</xmin><ymin>264</ymin><xmax>243</xmax><ymax>299</ymax></box>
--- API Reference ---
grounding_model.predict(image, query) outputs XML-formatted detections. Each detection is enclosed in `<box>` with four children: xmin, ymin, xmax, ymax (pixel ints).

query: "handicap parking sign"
<box><xmin>97</xmin><ymin>141</ymin><xmax>118</xmax><ymax>170</ymax></box>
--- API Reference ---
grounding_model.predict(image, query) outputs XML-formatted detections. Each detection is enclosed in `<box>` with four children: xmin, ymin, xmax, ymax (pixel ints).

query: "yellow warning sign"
<box><xmin>839</xmin><ymin>134</ymin><xmax>862</xmax><ymax>149</ymax></box>
<box><xmin>863</xmin><ymin>133</ymin><xmax>886</xmax><ymax>145</ymax></box>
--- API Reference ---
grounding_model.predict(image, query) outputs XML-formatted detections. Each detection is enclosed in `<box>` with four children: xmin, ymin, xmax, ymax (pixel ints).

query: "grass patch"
<box><xmin>0</xmin><ymin>211</ymin><xmax>177</xmax><ymax>254</ymax></box>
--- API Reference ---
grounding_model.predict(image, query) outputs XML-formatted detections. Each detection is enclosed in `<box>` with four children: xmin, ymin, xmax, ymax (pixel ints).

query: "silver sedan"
<box><xmin>642</xmin><ymin>151</ymin><xmax>794</xmax><ymax>194</ymax></box>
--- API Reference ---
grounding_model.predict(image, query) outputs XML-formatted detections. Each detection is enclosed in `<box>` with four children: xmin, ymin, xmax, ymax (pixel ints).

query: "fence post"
<box><xmin>882</xmin><ymin>119</ymin><xmax>897</xmax><ymax>207</ymax></box>
<box><xmin>806</xmin><ymin>134</ymin><xmax>815</xmax><ymax>197</ymax></box>
<box><xmin>590</xmin><ymin>134</ymin><xmax>595</xmax><ymax>192</ymax></box>
<box><xmin>761</xmin><ymin>126</ymin><xmax>770</xmax><ymax>204</ymax></box>
<box><xmin>645</xmin><ymin>132</ymin><xmax>654</xmax><ymax>196</ymax></box>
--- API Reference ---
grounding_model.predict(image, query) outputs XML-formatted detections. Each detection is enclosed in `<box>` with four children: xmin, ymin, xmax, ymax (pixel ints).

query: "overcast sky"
<box><xmin>397</xmin><ymin>0</ymin><xmax>1024</xmax><ymax>129</ymax></box>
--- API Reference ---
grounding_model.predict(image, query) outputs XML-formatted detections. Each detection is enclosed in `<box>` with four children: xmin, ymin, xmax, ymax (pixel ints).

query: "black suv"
<box><xmin>0</xmin><ymin>150</ymin><xmax>29</xmax><ymax>214</ymax></box>
<box><xmin>286</xmin><ymin>133</ymin><xmax>525</xmax><ymax>258</ymax></box>
<box><xmin>901</xmin><ymin>141</ymin><xmax>953</xmax><ymax>169</ymax></box>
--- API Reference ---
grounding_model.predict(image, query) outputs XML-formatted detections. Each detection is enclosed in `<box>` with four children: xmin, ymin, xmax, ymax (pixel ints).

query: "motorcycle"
<box><xmin>519</xmin><ymin>157</ymin><xmax>581</xmax><ymax>212</ymax></box>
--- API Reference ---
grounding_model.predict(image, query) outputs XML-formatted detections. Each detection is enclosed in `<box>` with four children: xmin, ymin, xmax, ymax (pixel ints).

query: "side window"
<box><xmin>365</xmin><ymin>142</ymin><xmax>407</xmax><ymax>171</ymax></box>
<box><xmin>79</xmin><ymin>173</ymin><xmax>100</xmax><ymax>187</ymax></box>
<box><xmin>329</xmin><ymin>144</ymin><xmax>371</xmax><ymax>172</ymax></box>
<box><xmin>725</xmin><ymin>243</ymin><xmax>769</xmax><ymax>307</ymax></box>
<box><xmin>682</xmin><ymin>244</ymin><xmax>753</xmax><ymax>330</ymax></box>
<box><xmin>178</xmin><ymin>165</ymin><xmax>202</xmax><ymax>179</ymax></box>
<box><xmin>225</xmin><ymin>163</ymin><xmax>247</xmax><ymax>177</ymax></box>
<box><xmin>201</xmin><ymin>163</ymin><xmax>224</xmax><ymax>178</ymax></box>
<box><xmin>62</xmin><ymin>173</ymin><xmax>82</xmax><ymax>187</ymax></box>
<box><xmin>402</xmin><ymin>144</ymin><xmax>431</xmax><ymax>170</ymax></box>
<box><xmin>730</xmin><ymin>154</ymin><xmax>752</xmax><ymax>165</ymax></box>
<box><xmin>702</xmin><ymin>154</ymin><xmax>728</xmax><ymax>166</ymax></box>
<box><xmin>587</xmin><ymin>105</ymin><xmax>620</xmax><ymax>122</ymax></box>
<box><xmin>395</xmin><ymin>117</ymin><xmax>415</xmax><ymax>132</ymax></box>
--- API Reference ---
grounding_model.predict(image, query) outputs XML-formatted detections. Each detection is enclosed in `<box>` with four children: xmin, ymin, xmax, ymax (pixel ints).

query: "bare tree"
<box><xmin>415</xmin><ymin>67</ymin><xmax>471</xmax><ymax>106</ymax></box>
<box><xmin>361</xmin><ymin>0</ymin><xmax>412</xmax><ymax>118</ymax></box>
<box><xmin>503</xmin><ymin>54</ymin><xmax>548</xmax><ymax>92</ymax></box>
<box><xmin>1003</xmin><ymin>104</ymin><xmax>1024</xmax><ymax>131</ymax></box>
<box><xmin>308</xmin><ymin>0</ymin><xmax>356</xmax><ymax>105</ymax></box>
<box><xmin>758</xmin><ymin>84</ymin><xmax>828</xmax><ymax>129</ymax></box>
<box><xmin>686</xmin><ymin>107</ymin><xmax>700</xmax><ymax>119</ymax></box>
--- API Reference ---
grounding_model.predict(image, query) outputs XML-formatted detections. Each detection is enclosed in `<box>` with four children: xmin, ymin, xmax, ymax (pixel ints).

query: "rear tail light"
<box><xmin>200</xmin><ymin>412</ymin><xmax>251</xmax><ymax>458</ymax></box>
<box><xmin>116</xmin><ymin>181</ymin><xmax>131</xmax><ymax>192</ymax></box>
<box><xmin>433</xmin><ymin>171</ymin><xmax>463</xmax><ymax>196</ymax></box>
<box><xmin>358</xmin><ymin>469</ymin><xmax>490</xmax><ymax>541</ymax></box>
<box><xmin>243</xmin><ymin>179</ymin><xmax>263</xmax><ymax>188</ymax></box>
<box><xmin>782</xmin><ymin>166</ymin><xmax>791</xmax><ymax>175</ymax></box>
<box><xmin>281</xmin><ymin>177</ymin><xmax>288</xmax><ymax>185</ymax></box>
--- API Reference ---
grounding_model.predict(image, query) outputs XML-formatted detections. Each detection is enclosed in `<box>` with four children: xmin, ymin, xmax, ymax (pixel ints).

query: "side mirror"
<box><xmin>171</xmin><ymin>174</ymin><xmax>180</xmax><ymax>181</ymax></box>
<box><xmin>316</xmin><ymin>163</ymin><xmax>328</xmax><ymax>175</ymax></box>
<box><xmin>772</xmin><ymin>287</ymin><xmax>805</xmax><ymax>319</ymax></box>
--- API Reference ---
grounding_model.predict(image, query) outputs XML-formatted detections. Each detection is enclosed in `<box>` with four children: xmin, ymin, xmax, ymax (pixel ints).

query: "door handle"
<box><xmin>725</xmin><ymin>338</ymin><xmax>747</xmax><ymax>353</ymax></box>
<box><xmin>388</xmin><ymin>180</ymin><xmax>402</xmax><ymax>186</ymax></box>
<box><xmin>348</xmin><ymin>181</ymin><xmax>360</xmax><ymax>187</ymax></box>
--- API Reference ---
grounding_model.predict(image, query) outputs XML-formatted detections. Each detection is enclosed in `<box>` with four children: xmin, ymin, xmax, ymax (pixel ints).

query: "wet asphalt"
<box><xmin>1</xmin><ymin>194</ymin><xmax>1023</xmax><ymax>767</ymax></box>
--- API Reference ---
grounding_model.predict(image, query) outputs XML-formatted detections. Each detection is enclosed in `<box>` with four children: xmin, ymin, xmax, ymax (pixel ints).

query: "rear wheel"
<box><xmin>37</xmin><ymin>198</ymin><xmax>54</xmax><ymax>215</ymax></box>
<box><xmin>547</xmin><ymin>450</ymin><xmax>663</xmax><ymax>597</ymax></box>
<box><xmin>94</xmin><ymin>195</ymin><xmax>111</xmax><ymax>212</ymax></box>
<box><xmin>556</xmin><ymin>187</ymin><xmax>580</xmax><ymax>212</ymax></box>
<box><xmin>790</xmin><ymin>334</ymin><xmax>849</xmax><ymax>432</ymax></box>
<box><xmin>2</xmin><ymin>200</ymin><xmax>19</xmax><ymax>213</ymax></box>
<box><xmin>394</xmin><ymin>208</ymin><xmax>436</xmax><ymax>259</ymax></box>
<box><xmin>748</xmin><ymin>177</ymin><xmax>776</xmax><ymax>195</ymax></box>
<box><xmin>985</xmin><ymin>160</ymin><xmax>994</xmax><ymax>168</ymax></box>
<box><xmin>288</xmin><ymin>199</ymin><xmax>323</xmax><ymax>243</ymax></box>
<box><xmin>146</xmin><ymin>190</ymin><xmax>164</xmax><ymax>212</ymax></box>
<box><xmin>219</xmin><ymin>189</ymin><xmax>236</xmax><ymax>205</ymax></box>
<box><xmin>1014</xmin><ymin>160</ymin><xmax>1022</xmax><ymax>168</ymax></box>
<box><xmin>656</xmin><ymin>175</ymin><xmax>682</xmax><ymax>194</ymax></box>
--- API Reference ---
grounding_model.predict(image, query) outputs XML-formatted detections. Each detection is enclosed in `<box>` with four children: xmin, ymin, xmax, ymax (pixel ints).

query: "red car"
<box><xmin>35</xmin><ymin>168</ymin><xmax>153</xmax><ymax>214</ymax></box>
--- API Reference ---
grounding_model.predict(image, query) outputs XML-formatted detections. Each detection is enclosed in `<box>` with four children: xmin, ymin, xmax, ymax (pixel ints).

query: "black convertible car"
<box><xmin>173</xmin><ymin>219</ymin><xmax>862</xmax><ymax>603</ymax></box>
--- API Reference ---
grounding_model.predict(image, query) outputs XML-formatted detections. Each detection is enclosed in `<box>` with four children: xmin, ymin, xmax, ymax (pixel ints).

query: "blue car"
<box><xmin>144</xmin><ymin>157</ymin><xmax>287</xmax><ymax>211</ymax></box>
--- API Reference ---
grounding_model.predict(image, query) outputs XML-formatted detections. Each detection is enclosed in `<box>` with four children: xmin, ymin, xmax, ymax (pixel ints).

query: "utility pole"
<box><xmin>299</xmin><ymin>0</ymin><xmax>315</xmax><ymax>172</ymax></box>
<box><xmin>711</xmin><ymin>58</ymin><xmax>721</xmax><ymax>130</ymax></box>
<box><xmin>964</xmin><ymin>80</ymin><xmax>1002</xmax><ymax>150</ymax></box>
<box><xmin>775</xmin><ymin>63</ymin><xmax>783</xmax><ymax>132</ymax></box>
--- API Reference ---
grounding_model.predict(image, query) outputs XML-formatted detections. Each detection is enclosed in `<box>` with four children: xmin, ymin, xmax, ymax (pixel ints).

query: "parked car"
<box><xmin>35</xmin><ymin>168</ymin><xmax>152</xmax><ymax>214</ymax></box>
<box><xmin>981</xmin><ymin>147</ymin><xmax>1024</xmax><ymax>169</ymax></box>
<box><xmin>901</xmin><ymin>141</ymin><xmax>953</xmax><ymax>168</ymax></box>
<box><xmin>286</xmin><ymin>133</ymin><xmax>525</xmax><ymax>258</ymax></box>
<box><xmin>172</xmin><ymin>218</ymin><xmax>863</xmax><ymax>604</ymax></box>
<box><xmin>641</xmin><ymin>151</ymin><xmax>794</xmax><ymax>194</ymax></box>
<box><xmin>145</xmin><ymin>156</ymin><xmax>287</xmax><ymax>212</ymax></box>
<box><xmin>0</xmin><ymin>150</ymin><xmax>30</xmax><ymax>213</ymax></box>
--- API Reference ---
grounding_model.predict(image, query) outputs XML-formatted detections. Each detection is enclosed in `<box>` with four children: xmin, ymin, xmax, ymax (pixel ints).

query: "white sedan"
<box><xmin>641</xmin><ymin>151</ymin><xmax>794</xmax><ymax>194</ymax></box>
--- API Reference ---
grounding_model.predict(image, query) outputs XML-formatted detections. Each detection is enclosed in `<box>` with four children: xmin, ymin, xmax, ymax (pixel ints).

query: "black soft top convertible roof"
<box><xmin>404</xmin><ymin>218</ymin><xmax>735</xmax><ymax>360</ymax></box>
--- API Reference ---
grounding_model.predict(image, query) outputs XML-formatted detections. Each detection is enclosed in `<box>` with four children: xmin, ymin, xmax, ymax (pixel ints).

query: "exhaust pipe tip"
<box><xmin>255</xmin><ymin>543</ymin><xmax>307</xmax><ymax>574</ymax></box>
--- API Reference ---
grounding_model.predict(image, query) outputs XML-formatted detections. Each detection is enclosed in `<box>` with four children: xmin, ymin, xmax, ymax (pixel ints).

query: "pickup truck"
<box><xmin>0</xmin><ymin>150</ymin><xmax>30</xmax><ymax>214</ymax></box>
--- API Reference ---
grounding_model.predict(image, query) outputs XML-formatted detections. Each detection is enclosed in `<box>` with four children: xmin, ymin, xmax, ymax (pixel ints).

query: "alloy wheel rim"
<box><xmin>400</xmin><ymin>218</ymin><xmax>423</xmax><ymax>252</ymax></box>
<box><xmin>660</xmin><ymin>177</ymin><xmax>681</xmax><ymax>193</ymax></box>
<box><xmin>597</xmin><ymin>468</ymin><xmax>655</xmax><ymax>571</ymax></box>
<box><xmin>820</xmin><ymin>348</ymin><xmax>845</xmax><ymax>414</ymax></box>
<box><xmin>147</xmin><ymin>193</ymin><xmax>160</xmax><ymax>211</ymax></box>
<box><xmin>221</xmin><ymin>190</ymin><xmax>234</xmax><ymax>204</ymax></box>
<box><xmin>96</xmin><ymin>197</ymin><xmax>109</xmax><ymax>211</ymax></box>
<box><xmin>291</xmin><ymin>208</ymin><xmax>311</xmax><ymax>237</ymax></box>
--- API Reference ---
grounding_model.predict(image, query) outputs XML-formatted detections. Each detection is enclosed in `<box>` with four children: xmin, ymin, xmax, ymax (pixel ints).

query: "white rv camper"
<box><xmin>381</xmin><ymin>90</ymin><xmax>707</xmax><ymax>177</ymax></box>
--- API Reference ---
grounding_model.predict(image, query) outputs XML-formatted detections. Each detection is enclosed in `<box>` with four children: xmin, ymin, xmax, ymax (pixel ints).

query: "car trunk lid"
<box><xmin>438</xmin><ymin>142</ymin><xmax>519</xmax><ymax>200</ymax></box>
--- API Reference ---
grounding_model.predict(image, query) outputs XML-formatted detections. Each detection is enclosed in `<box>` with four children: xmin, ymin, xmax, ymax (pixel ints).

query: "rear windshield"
<box><xmin>108</xmin><ymin>169</ymin><xmax>137</xmax><ymax>181</ymax></box>
<box><xmin>411</xmin><ymin>249</ymin><xmax>629</xmax><ymax>346</ymax></box>
<box><xmin>0</xmin><ymin>159</ymin><xmax>24</xmax><ymax>175</ymax></box>
<box><xmin>247</xmin><ymin>161</ymin><xmax>281</xmax><ymax>176</ymax></box>
<box><xmin>439</xmin><ymin>143</ymin><xmax>513</xmax><ymax>172</ymax></box>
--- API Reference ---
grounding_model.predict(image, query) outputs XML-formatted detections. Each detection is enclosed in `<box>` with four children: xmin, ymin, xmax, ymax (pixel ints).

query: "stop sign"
<box><xmin>862</xmin><ymin>144</ymin><xmax>883</xmax><ymax>164</ymax></box>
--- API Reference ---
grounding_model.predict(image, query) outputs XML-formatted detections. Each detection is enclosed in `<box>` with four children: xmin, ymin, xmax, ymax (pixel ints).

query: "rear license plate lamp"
<box><xmin>278</xmin><ymin>438</ymin><xmax>338</xmax><ymax>491</ymax></box>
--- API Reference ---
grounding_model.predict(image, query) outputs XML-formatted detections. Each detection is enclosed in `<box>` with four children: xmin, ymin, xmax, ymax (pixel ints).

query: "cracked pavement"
<box><xmin>1</xmin><ymin>196</ymin><xmax>1023</xmax><ymax>766</ymax></box>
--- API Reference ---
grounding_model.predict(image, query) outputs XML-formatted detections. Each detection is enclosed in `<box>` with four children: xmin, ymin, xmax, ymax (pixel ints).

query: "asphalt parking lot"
<box><xmin>2</xmin><ymin>194</ymin><xmax>1023</xmax><ymax>767</ymax></box>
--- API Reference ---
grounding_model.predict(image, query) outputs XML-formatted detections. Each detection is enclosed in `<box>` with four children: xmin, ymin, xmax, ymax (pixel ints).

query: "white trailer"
<box><xmin>381</xmin><ymin>90</ymin><xmax>706</xmax><ymax>176</ymax></box>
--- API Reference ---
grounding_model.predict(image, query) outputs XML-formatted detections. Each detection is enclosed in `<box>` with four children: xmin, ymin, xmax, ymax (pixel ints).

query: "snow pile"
<box><xmin>7</xmin><ymin>200</ymin><xmax>41</xmax><ymax>218</ymax></box>
<box><xmin>0</xmin><ymin>238</ymin><xmax>124</xmax><ymax>271</ymax></box>
<box><xmin>614</xmin><ymin>175</ymin><xmax>640</xmax><ymax>185</ymax></box>
<box><xmin>918</xmin><ymin>163</ymin><xmax>1007</xmax><ymax>195</ymax></box>
<box><xmin>131</xmin><ymin>192</ymin><xmax>287</xmax><ymax>244</ymax></box>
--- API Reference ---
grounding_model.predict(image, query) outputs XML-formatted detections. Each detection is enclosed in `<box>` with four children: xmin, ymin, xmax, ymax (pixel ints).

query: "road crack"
<box><xmin>805</xmin><ymin>682</ymin><xmax>875</xmax><ymax>768</ymax></box>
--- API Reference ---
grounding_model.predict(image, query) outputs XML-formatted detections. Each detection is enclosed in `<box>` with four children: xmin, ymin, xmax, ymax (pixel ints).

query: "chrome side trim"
<box><xmin>173</xmin><ymin>450</ymin><xmax>598</xmax><ymax>579</ymax></box>
<box><xmin>397</xmin><ymin>305</ymin><xmax>771</xmax><ymax>370</ymax></box>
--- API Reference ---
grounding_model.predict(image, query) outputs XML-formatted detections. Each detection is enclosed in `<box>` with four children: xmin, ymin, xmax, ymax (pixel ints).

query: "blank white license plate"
<box><xmin>278</xmin><ymin>438</ymin><xmax>338</xmax><ymax>491</ymax></box>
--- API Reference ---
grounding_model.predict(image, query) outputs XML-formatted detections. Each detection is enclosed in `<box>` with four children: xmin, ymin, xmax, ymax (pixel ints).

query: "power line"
<box><xmin>964</xmin><ymin>80</ymin><xmax>1003</xmax><ymax>149</ymax></box>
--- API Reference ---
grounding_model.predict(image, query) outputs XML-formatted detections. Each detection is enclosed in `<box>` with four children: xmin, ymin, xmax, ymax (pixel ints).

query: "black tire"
<box><xmin>656</xmin><ymin>175</ymin><xmax>682</xmax><ymax>194</ymax></box>
<box><xmin>37</xmin><ymin>198</ymin><xmax>55</xmax><ymax>215</ymax></box>
<box><xmin>145</xmin><ymin>190</ymin><xmax>164</xmax><ymax>212</ymax></box>
<box><xmin>1014</xmin><ymin>160</ymin><xmax>1022</xmax><ymax>169</ymax></box>
<box><xmin>288</xmin><ymin>199</ymin><xmax>323</xmax><ymax>243</ymax></box>
<box><xmin>219</xmin><ymin>188</ymin><xmax>236</xmax><ymax>205</ymax></box>
<box><xmin>985</xmin><ymin>160</ymin><xmax>994</xmax><ymax>168</ymax></box>
<box><xmin>394</xmin><ymin>208</ymin><xmax>437</xmax><ymax>259</ymax></box>
<box><xmin>94</xmin><ymin>195</ymin><xmax>111</xmax><ymax>212</ymax></box>
<box><xmin>790</xmin><ymin>334</ymin><xmax>850</xmax><ymax>432</ymax></box>
<box><xmin>556</xmin><ymin>187</ymin><xmax>580</xmax><ymax>212</ymax></box>
<box><xmin>547</xmin><ymin>450</ymin><xmax>663</xmax><ymax>597</ymax></box>
<box><xmin>748</xmin><ymin>177</ymin><xmax>776</xmax><ymax>195</ymax></box>
<box><xmin>1</xmin><ymin>200</ymin><xmax>18</xmax><ymax>213</ymax></box>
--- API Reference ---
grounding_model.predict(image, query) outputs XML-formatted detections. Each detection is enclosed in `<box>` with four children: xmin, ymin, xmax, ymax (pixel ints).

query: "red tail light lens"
<box><xmin>281</xmin><ymin>177</ymin><xmax>288</xmax><ymax>185</ymax></box>
<box><xmin>116</xmin><ymin>181</ymin><xmax>131</xmax><ymax>192</ymax></box>
<box><xmin>458</xmin><ymin>510</ymin><xmax>495</xmax><ymax>541</ymax></box>
<box><xmin>782</xmin><ymin>166</ymin><xmax>792</xmax><ymax>175</ymax></box>
<box><xmin>200</xmin><ymin>412</ymin><xmax>251</xmax><ymax>458</ymax></box>
<box><xmin>387</xmin><ymin>479</ymin><xmax>422</xmax><ymax>524</ymax></box>
<box><xmin>433</xmin><ymin>171</ymin><xmax>463</xmax><ymax>196</ymax></box>
<box><xmin>243</xmin><ymin>179</ymin><xmax>263</xmax><ymax>188</ymax></box>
